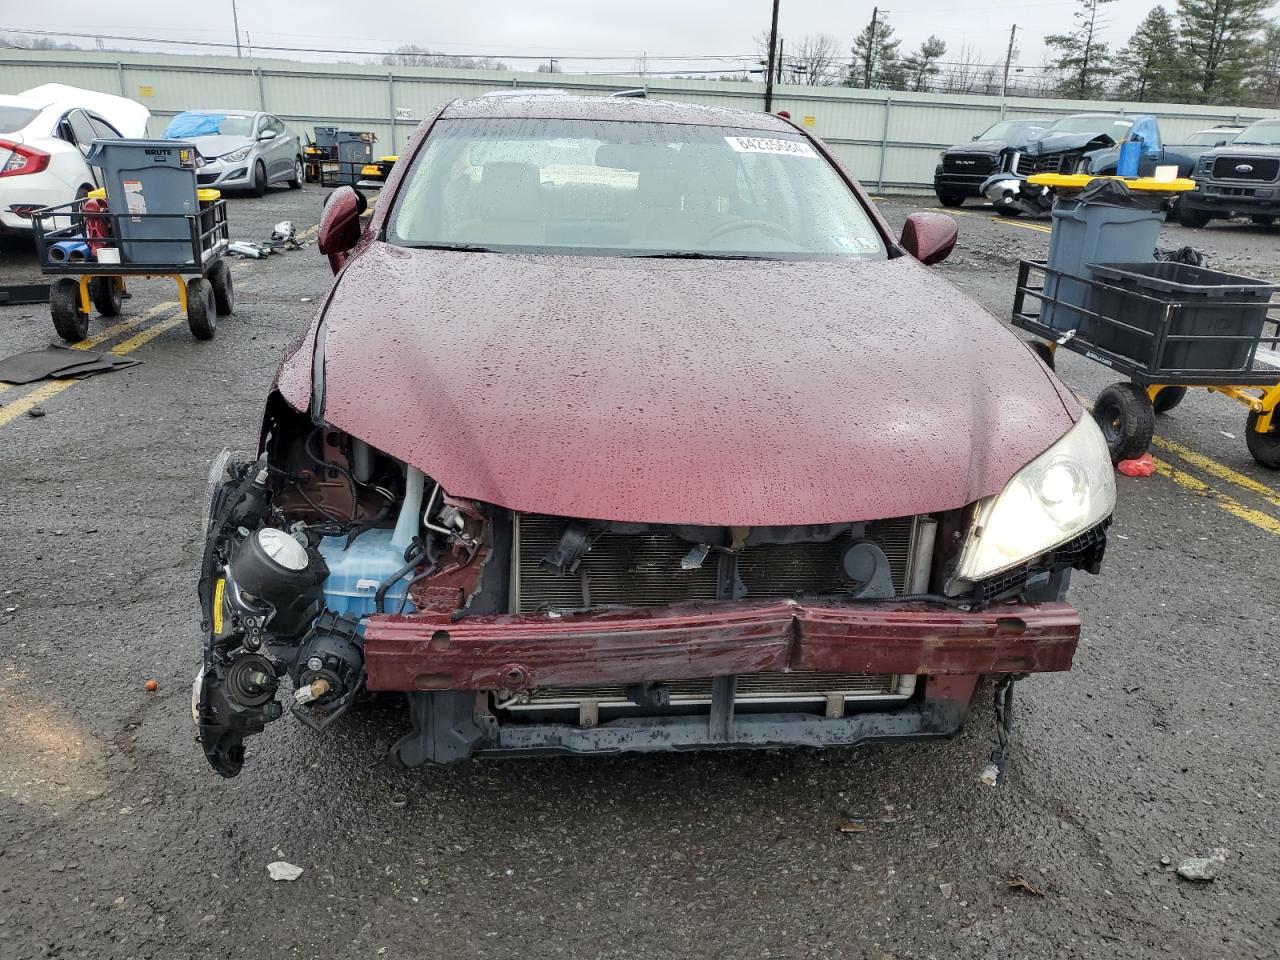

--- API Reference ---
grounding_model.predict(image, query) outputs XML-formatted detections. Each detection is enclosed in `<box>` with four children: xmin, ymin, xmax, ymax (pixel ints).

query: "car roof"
<box><xmin>0</xmin><ymin>94</ymin><xmax>48</xmax><ymax>110</ymax></box>
<box><xmin>184</xmin><ymin>108</ymin><xmax>261</xmax><ymax>116</ymax></box>
<box><xmin>440</xmin><ymin>94</ymin><xmax>794</xmax><ymax>131</ymax></box>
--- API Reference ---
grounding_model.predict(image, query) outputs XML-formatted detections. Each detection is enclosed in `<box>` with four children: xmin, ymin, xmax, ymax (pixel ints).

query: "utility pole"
<box><xmin>231</xmin><ymin>0</ymin><xmax>242</xmax><ymax>58</ymax></box>
<box><xmin>863</xmin><ymin>7</ymin><xmax>879</xmax><ymax>89</ymax></box>
<box><xmin>1000</xmin><ymin>24</ymin><xmax>1017</xmax><ymax>99</ymax></box>
<box><xmin>764</xmin><ymin>0</ymin><xmax>781</xmax><ymax>112</ymax></box>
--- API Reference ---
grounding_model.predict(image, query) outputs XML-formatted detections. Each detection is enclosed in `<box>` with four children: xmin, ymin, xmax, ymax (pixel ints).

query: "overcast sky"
<box><xmin>8</xmin><ymin>0</ymin><xmax>1280</xmax><ymax>78</ymax></box>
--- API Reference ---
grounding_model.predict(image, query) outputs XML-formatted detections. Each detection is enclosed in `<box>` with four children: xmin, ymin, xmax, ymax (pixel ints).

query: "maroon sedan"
<box><xmin>194</xmin><ymin>95</ymin><xmax>1115</xmax><ymax>777</ymax></box>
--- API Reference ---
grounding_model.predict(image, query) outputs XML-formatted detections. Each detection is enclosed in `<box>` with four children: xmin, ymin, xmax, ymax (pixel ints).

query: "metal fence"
<box><xmin>3</xmin><ymin>50</ymin><xmax>1275</xmax><ymax>194</ymax></box>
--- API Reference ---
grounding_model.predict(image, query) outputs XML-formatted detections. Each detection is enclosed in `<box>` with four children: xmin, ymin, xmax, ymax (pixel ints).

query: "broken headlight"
<box><xmin>954</xmin><ymin>416</ymin><xmax>1115</xmax><ymax>582</ymax></box>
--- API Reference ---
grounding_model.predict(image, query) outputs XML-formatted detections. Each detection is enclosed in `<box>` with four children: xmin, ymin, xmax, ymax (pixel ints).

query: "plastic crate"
<box><xmin>1087</xmin><ymin>262</ymin><xmax>1278</xmax><ymax>372</ymax></box>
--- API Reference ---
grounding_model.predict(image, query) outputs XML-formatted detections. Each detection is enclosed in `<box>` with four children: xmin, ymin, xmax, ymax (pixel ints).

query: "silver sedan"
<box><xmin>161</xmin><ymin>109</ymin><xmax>303</xmax><ymax>196</ymax></box>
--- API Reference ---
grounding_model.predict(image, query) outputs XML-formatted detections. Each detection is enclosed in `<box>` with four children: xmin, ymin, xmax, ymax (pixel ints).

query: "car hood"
<box><xmin>1206</xmin><ymin>144</ymin><xmax>1280</xmax><ymax>156</ymax></box>
<box><xmin>189</xmin><ymin>134</ymin><xmax>253</xmax><ymax>158</ymax></box>
<box><xmin>278</xmin><ymin>244</ymin><xmax>1077</xmax><ymax>526</ymax></box>
<box><xmin>1027</xmin><ymin>130</ymin><xmax>1117</xmax><ymax>155</ymax></box>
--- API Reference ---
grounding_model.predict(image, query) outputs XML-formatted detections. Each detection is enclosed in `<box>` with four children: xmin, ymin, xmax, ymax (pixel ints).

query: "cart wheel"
<box><xmin>1093</xmin><ymin>382</ymin><xmax>1154</xmax><ymax>464</ymax></box>
<box><xmin>1245</xmin><ymin>411</ymin><xmax>1280</xmax><ymax>470</ymax></box>
<box><xmin>1151</xmin><ymin>385</ymin><xmax>1187</xmax><ymax>414</ymax></box>
<box><xmin>289</xmin><ymin>157</ymin><xmax>304</xmax><ymax>190</ymax></box>
<box><xmin>50</xmin><ymin>278</ymin><xmax>90</xmax><ymax>343</ymax></box>
<box><xmin>88</xmin><ymin>276</ymin><xmax>123</xmax><ymax>317</ymax></box>
<box><xmin>252</xmin><ymin>160</ymin><xmax>268</xmax><ymax>198</ymax></box>
<box><xmin>207</xmin><ymin>259</ymin><xmax>235</xmax><ymax>316</ymax></box>
<box><xmin>1028</xmin><ymin>340</ymin><xmax>1055</xmax><ymax>370</ymax></box>
<box><xmin>186</xmin><ymin>277</ymin><xmax>216</xmax><ymax>340</ymax></box>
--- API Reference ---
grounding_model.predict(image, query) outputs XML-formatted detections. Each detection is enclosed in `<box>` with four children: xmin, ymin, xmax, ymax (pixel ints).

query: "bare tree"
<box><xmin>940</xmin><ymin>44</ymin><xmax>985</xmax><ymax>93</ymax></box>
<box><xmin>790</xmin><ymin>34</ymin><xmax>843</xmax><ymax>85</ymax></box>
<box><xmin>379</xmin><ymin>45</ymin><xmax>507</xmax><ymax>70</ymax></box>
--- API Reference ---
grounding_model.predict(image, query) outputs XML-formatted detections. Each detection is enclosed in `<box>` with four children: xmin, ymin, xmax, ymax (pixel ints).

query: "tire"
<box><xmin>1028</xmin><ymin>340</ymin><xmax>1056</xmax><ymax>370</ymax></box>
<box><xmin>1250</xmin><ymin>215</ymin><xmax>1274</xmax><ymax>226</ymax></box>
<box><xmin>935</xmin><ymin>192</ymin><xmax>965</xmax><ymax>208</ymax></box>
<box><xmin>252</xmin><ymin>160</ymin><xmax>267</xmax><ymax>198</ymax></box>
<box><xmin>50</xmin><ymin>278</ymin><xmax>90</xmax><ymax>343</ymax></box>
<box><xmin>289</xmin><ymin>157</ymin><xmax>304</xmax><ymax>190</ymax></box>
<box><xmin>1150</xmin><ymin>385</ymin><xmax>1187</xmax><ymax>414</ymax></box>
<box><xmin>88</xmin><ymin>276</ymin><xmax>123</xmax><ymax>317</ymax></box>
<box><xmin>1245</xmin><ymin>410</ymin><xmax>1280</xmax><ymax>469</ymax></box>
<box><xmin>186</xmin><ymin>277</ymin><xmax>216</xmax><ymax>340</ymax></box>
<box><xmin>995</xmin><ymin>205</ymin><xmax>1024</xmax><ymax>218</ymax></box>
<box><xmin>1178</xmin><ymin>203</ymin><xmax>1212</xmax><ymax>228</ymax></box>
<box><xmin>1093</xmin><ymin>382</ymin><xmax>1155</xmax><ymax>464</ymax></box>
<box><xmin>207</xmin><ymin>259</ymin><xmax>235</xmax><ymax>316</ymax></box>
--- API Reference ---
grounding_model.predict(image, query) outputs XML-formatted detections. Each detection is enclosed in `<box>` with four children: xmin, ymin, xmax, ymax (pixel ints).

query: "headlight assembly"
<box><xmin>220</xmin><ymin>146</ymin><xmax>252</xmax><ymax>163</ymax></box>
<box><xmin>953</xmin><ymin>416</ymin><xmax>1115</xmax><ymax>583</ymax></box>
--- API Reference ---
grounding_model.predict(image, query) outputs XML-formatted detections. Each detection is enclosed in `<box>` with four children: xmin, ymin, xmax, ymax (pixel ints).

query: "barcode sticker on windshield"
<box><xmin>724</xmin><ymin>136</ymin><xmax>818</xmax><ymax>158</ymax></box>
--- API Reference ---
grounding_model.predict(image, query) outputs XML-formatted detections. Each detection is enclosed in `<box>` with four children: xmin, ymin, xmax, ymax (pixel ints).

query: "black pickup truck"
<box><xmin>1178</xmin><ymin>118</ymin><xmax>1280</xmax><ymax>227</ymax></box>
<box><xmin>934</xmin><ymin>119</ymin><xmax>1047</xmax><ymax>206</ymax></box>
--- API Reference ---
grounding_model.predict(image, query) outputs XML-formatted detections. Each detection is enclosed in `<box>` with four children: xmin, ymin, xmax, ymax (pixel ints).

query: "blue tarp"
<box><xmin>162</xmin><ymin>112</ymin><xmax>224</xmax><ymax>139</ymax></box>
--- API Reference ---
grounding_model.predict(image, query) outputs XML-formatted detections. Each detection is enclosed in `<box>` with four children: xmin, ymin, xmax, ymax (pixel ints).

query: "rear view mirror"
<box><xmin>318</xmin><ymin>186</ymin><xmax>367</xmax><ymax>273</ymax></box>
<box><xmin>900</xmin><ymin>212</ymin><xmax>957</xmax><ymax>266</ymax></box>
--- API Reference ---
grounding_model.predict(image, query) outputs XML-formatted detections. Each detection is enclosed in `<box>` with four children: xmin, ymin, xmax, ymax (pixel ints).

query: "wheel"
<box><xmin>1250</xmin><ymin>215</ymin><xmax>1274</xmax><ymax>226</ymax></box>
<box><xmin>207</xmin><ymin>259</ymin><xmax>235</xmax><ymax>316</ymax></box>
<box><xmin>88</xmin><ymin>276</ymin><xmax>123</xmax><ymax>317</ymax></box>
<box><xmin>289</xmin><ymin>157</ymin><xmax>304</xmax><ymax>190</ymax></box>
<box><xmin>1028</xmin><ymin>340</ymin><xmax>1055</xmax><ymax>370</ymax></box>
<box><xmin>1093</xmin><ymin>382</ymin><xmax>1155</xmax><ymax>464</ymax></box>
<box><xmin>252</xmin><ymin>160</ymin><xmax>267</xmax><ymax>198</ymax></box>
<box><xmin>995</xmin><ymin>205</ymin><xmax>1023</xmax><ymax>218</ymax></box>
<box><xmin>50</xmin><ymin>277</ymin><xmax>90</xmax><ymax>342</ymax></box>
<box><xmin>186</xmin><ymin>277</ymin><xmax>216</xmax><ymax>340</ymax></box>
<box><xmin>1245</xmin><ymin>410</ymin><xmax>1280</xmax><ymax>469</ymax></box>
<box><xmin>935</xmin><ymin>192</ymin><xmax>965</xmax><ymax>208</ymax></box>
<box><xmin>1150</xmin><ymin>385</ymin><xmax>1187</xmax><ymax>414</ymax></box>
<box><xmin>1178</xmin><ymin>203</ymin><xmax>1212</xmax><ymax>228</ymax></box>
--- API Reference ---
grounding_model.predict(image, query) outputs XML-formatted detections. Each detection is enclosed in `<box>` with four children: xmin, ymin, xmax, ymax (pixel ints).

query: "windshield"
<box><xmin>0</xmin><ymin>106</ymin><xmax>40</xmax><ymax>134</ymax></box>
<box><xmin>1048</xmin><ymin>116</ymin><xmax>1133</xmax><ymax>138</ymax></box>
<box><xmin>1235</xmin><ymin>120</ymin><xmax>1280</xmax><ymax>146</ymax></box>
<box><xmin>388</xmin><ymin>118</ymin><xmax>887</xmax><ymax>260</ymax></box>
<box><xmin>162</xmin><ymin>112</ymin><xmax>254</xmax><ymax>139</ymax></box>
<box><xmin>1185</xmin><ymin>130</ymin><xmax>1238</xmax><ymax>145</ymax></box>
<box><xmin>979</xmin><ymin>120</ymin><xmax>1039</xmax><ymax>140</ymax></box>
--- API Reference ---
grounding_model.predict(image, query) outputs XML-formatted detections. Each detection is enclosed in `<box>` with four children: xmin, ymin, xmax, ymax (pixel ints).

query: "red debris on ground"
<box><xmin>1117</xmin><ymin>453</ymin><xmax>1155</xmax><ymax>477</ymax></box>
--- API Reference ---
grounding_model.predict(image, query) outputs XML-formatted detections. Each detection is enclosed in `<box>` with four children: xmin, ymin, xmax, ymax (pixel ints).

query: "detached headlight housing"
<box><xmin>220</xmin><ymin>146</ymin><xmax>252</xmax><ymax>163</ymax></box>
<box><xmin>953</xmin><ymin>416</ymin><xmax>1115</xmax><ymax>583</ymax></box>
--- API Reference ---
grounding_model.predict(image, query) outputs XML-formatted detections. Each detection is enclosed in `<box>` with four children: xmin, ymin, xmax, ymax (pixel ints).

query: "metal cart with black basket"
<box><xmin>1012</xmin><ymin>259</ymin><xmax>1280</xmax><ymax>469</ymax></box>
<box><xmin>32</xmin><ymin>191</ymin><xmax>233</xmax><ymax>342</ymax></box>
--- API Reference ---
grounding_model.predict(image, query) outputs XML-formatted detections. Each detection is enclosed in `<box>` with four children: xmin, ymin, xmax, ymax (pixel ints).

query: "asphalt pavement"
<box><xmin>0</xmin><ymin>186</ymin><xmax>1277</xmax><ymax>960</ymax></box>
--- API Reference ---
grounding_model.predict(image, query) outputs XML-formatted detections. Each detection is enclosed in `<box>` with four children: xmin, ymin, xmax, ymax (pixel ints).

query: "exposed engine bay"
<box><xmin>194</xmin><ymin>399</ymin><xmax>1107</xmax><ymax>778</ymax></box>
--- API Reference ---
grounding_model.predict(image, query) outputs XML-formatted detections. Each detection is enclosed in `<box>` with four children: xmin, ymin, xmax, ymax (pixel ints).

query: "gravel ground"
<box><xmin>0</xmin><ymin>186</ymin><xmax>1277</xmax><ymax>960</ymax></box>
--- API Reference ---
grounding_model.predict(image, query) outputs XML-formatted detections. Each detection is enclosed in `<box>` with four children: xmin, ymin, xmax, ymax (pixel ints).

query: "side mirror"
<box><xmin>900</xmin><ymin>212</ymin><xmax>957</xmax><ymax>266</ymax></box>
<box><xmin>258</xmin><ymin>130</ymin><xmax>277</xmax><ymax>141</ymax></box>
<box><xmin>318</xmin><ymin>186</ymin><xmax>367</xmax><ymax>273</ymax></box>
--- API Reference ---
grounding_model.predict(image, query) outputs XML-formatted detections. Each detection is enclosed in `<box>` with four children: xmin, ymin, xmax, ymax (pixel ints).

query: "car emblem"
<box><xmin>1236</xmin><ymin>163</ymin><xmax>1254</xmax><ymax>174</ymax></box>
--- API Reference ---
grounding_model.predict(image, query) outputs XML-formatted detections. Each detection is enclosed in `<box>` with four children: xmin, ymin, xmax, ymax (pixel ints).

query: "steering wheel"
<box><xmin>701</xmin><ymin>218</ymin><xmax>796</xmax><ymax>247</ymax></box>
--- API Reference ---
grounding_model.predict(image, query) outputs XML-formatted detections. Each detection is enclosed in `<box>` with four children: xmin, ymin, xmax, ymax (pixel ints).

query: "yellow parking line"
<box><xmin>1150</xmin><ymin>435</ymin><xmax>1280</xmax><ymax>510</ymax></box>
<box><xmin>946</xmin><ymin>207</ymin><xmax>1052</xmax><ymax>234</ymax></box>
<box><xmin>1152</xmin><ymin>457</ymin><xmax>1280</xmax><ymax>536</ymax></box>
<box><xmin>109</xmin><ymin>312</ymin><xmax>189</xmax><ymax>355</ymax></box>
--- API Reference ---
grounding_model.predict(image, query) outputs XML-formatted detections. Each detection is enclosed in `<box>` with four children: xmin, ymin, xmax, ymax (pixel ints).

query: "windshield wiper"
<box><xmin>403</xmin><ymin>242</ymin><xmax>497</xmax><ymax>252</ymax></box>
<box><xmin>626</xmin><ymin>251</ymin><xmax>779</xmax><ymax>261</ymax></box>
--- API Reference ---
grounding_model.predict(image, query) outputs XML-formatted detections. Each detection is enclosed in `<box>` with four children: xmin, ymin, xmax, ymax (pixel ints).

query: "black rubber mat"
<box><xmin>0</xmin><ymin>345</ymin><xmax>140</xmax><ymax>384</ymax></box>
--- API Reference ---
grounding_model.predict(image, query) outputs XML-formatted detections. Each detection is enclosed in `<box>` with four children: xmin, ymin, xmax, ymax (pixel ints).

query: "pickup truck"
<box><xmin>1177</xmin><ymin>117</ymin><xmax>1280</xmax><ymax>227</ymax></box>
<box><xmin>981</xmin><ymin>114</ymin><xmax>1198</xmax><ymax>217</ymax></box>
<box><xmin>933</xmin><ymin>119</ymin><xmax>1047</xmax><ymax>207</ymax></box>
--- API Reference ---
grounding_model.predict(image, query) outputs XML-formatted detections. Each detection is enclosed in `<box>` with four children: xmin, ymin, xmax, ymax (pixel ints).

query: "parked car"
<box><xmin>934</xmin><ymin>119</ymin><xmax>1047</xmax><ymax>207</ymax></box>
<box><xmin>194</xmin><ymin>95</ymin><xmax>1114</xmax><ymax>777</ymax></box>
<box><xmin>981</xmin><ymin>114</ymin><xmax>1197</xmax><ymax>217</ymax></box>
<box><xmin>0</xmin><ymin>83</ymin><xmax>148</xmax><ymax>234</ymax></box>
<box><xmin>1174</xmin><ymin>125</ymin><xmax>1244</xmax><ymax>148</ymax></box>
<box><xmin>1178</xmin><ymin>118</ymin><xmax>1280</xmax><ymax>227</ymax></box>
<box><xmin>161</xmin><ymin>109</ymin><xmax>303</xmax><ymax>196</ymax></box>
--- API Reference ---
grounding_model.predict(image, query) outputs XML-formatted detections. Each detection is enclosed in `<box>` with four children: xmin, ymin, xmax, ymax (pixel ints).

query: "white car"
<box><xmin>0</xmin><ymin>84</ymin><xmax>150</xmax><ymax>234</ymax></box>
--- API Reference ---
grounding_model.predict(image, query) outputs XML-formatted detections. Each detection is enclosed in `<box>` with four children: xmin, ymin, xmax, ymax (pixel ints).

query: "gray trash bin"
<box><xmin>335</xmin><ymin>133</ymin><xmax>374</xmax><ymax>185</ymax></box>
<box><xmin>85</xmin><ymin>138</ymin><xmax>201</xmax><ymax>265</ymax></box>
<box><xmin>1041</xmin><ymin>179</ymin><xmax>1166</xmax><ymax>334</ymax></box>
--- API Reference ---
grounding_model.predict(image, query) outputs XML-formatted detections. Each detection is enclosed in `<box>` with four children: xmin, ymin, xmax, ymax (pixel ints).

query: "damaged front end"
<box><xmin>195</xmin><ymin>396</ymin><xmax>1112</xmax><ymax>778</ymax></box>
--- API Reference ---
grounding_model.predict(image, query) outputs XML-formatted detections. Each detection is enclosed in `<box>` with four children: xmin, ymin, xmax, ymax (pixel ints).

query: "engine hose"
<box><xmin>396</xmin><ymin>564</ymin><xmax>440</xmax><ymax>615</ymax></box>
<box><xmin>375</xmin><ymin>541</ymin><xmax>424</xmax><ymax>614</ymax></box>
